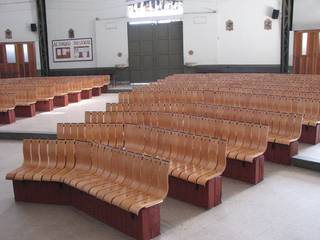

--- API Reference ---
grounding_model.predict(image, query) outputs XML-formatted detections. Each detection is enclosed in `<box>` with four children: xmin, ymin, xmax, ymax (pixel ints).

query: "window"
<box><xmin>5</xmin><ymin>44</ymin><xmax>16</xmax><ymax>63</ymax></box>
<box><xmin>23</xmin><ymin>44</ymin><xmax>29</xmax><ymax>63</ymax></box>
<box><xmin>128</xmin><ymin>0</ymin><xmax>183</xmax><ymax>19</ymax></box>
<box><xmin>302</xmin><ymin>32</ymin><xmax>308</xmax><ymax>55</ymax></box>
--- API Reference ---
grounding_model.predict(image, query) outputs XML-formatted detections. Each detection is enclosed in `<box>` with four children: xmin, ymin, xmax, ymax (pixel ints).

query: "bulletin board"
<box><xmin>52</xmin><ymin>38</ymin><xmax>93</xmax><ymax>62</ymax></box>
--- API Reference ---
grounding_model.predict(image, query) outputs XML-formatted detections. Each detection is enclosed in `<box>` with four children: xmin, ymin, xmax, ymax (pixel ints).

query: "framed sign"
<box><xmin>52</xmin><ymin>37</ymin><xmax>93</xmax><ymax>62</ymax></box>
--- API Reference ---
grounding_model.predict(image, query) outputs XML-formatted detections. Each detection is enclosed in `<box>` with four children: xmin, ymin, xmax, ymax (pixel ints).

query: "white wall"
<box><xmin>0</xmin><ymin>0</ymin><xmax>41</xmax><ymax>70</ymax></box>
<box><xmin>46</xmin><ymin>0</ymin><xmax>97</xmax><ymax>69</ymax></box>
<box><xmin>183</xmin><ymin>0</ymin><xmax>282</xmax><ymax>66</ymax></box>
<box><xmin>95</xmin><ymin>0</ymin><xmax>128</xmax><ymax>68</ymax></box>
<box><xmin>46</xmin><ymin>0</ymin><xmax>128</xmax><ymax>69</ymax></box>
<box><xmin>183</xmin><ymin>0</ymin><xmax>218</xmax><ymax>65</ymax></box>
<box><xmin>217</xmin><ymin>0</ymin><xmax>282</xmax><ymax>65</ymax></box>
<box><xmin>0</xmin><ymin>0</ymin><xmax>284</xmax><ymax>71</ymax></box>
<box><xmin>95</xmin><ymin>18</ymin><xmax>129</xmax><ymax>68</ymax></box>
<box><xmin>293</xmin><ymin>0</ymin><xmax>320</xmax><ymax>30</ymax></box>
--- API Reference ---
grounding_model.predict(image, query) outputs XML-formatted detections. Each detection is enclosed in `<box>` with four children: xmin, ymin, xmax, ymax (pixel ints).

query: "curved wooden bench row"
<box><xmin>139</xmin><ymin>78</ymin><xmax>320</xmax><ymax>88</ymax></box>
<box><xmin>106</xmin><ymin>103</ymin><xmax>302</xmax><ymax>146</ymax></box>
<box><xmin>85</xmin><ymin>111</ymin><xmax>268</xmax><ymax>163</ymax></box>
<box><xmin>119</xmin><ymin>91</ymin><xmax>320</xmax><ymax>125</ymax></box>
<box><xmin>135</xmin><ymin>86</ymin><xmax>320</xmax><ymax>100</ymax></box>
<box><xmin>0</xmin><ymin>75</ymin><xmax>110</xmax><ymax>92</ymax></box>
<box><xmin>106</xmin><ymin>103</ymin><xmax>300</xmax><ymax>165</ymax></box>
<box><xmin>119</xmin><ymin>90</ymin><xmax>320</xmax><ymax>144</ymax></box>
<box><xmin>57</xmin><ymin>123</ymin><xmax>226</xmax><ymax>208</ymax></box>
<box><xmin>85</xmin><ymin>111</ymin><xmax>268</xmax><ymax>184</ymax></box>
<box><xmin>6</xmin><ymin>139</ymin><xmax>169</xmax><ymax>215</ymax></box>
<box><xmin>6</xmin><ymin>139</ymin><xmax>168</xmax><ymax>240</ymax></box>
<box><xmin>57</xmin><ymin>123</ymin><xmax>226</xmax><ymax>186</ymax></box>
<box><xmin>0</xmin><ymin>76</ymin><xmax>110</xmax><ymax>122</ymax></box>
<box><xmin>162</xmin><ymin>73</ymin><xmax>320</xmax><ymax>88</ymax></box>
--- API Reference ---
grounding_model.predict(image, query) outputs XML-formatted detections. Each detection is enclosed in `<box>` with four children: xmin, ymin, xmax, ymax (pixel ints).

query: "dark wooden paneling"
<box><xmin>0</xmin><ymin>42</ymin><xmax>37</xmax><ymax>78</ymax></box>
<box><xmin>294</xmin><ymin>30</ymin><xmax>320</xmax><ymax>74</ymax></box>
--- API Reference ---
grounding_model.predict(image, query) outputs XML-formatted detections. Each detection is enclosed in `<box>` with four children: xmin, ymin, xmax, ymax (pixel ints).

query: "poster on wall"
<box><xmin>52</xmin><ymin>38</ymin><xmax>93</xmax><ymax>62</ymax></box>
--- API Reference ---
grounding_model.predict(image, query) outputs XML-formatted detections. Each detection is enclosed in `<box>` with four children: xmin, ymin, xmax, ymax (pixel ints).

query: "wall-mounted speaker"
<box><xmin>272</xmin><ymin>9</ymin><xmax>280</xmax><ymax>19</ymax></box>
<box><xmin>30</xmin><ymin>23</ymin><xmax>37</xmax><ymax>32</ymax></box>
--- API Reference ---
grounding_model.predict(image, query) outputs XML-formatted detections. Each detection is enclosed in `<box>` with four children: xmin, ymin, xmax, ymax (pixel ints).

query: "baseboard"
<box><xmin>292</xmin><ymin>157</ymin><xmax>320</xmax><ymax>172</ymax></box>
<box><xmin>185</xmin><ymin>65</ymin><xmax>281</xmax><ymax>73</ymax></box>
<box><xmin>0</xmin><ymin>132</ymin><xmax>56</xmax><ymax>140</ymax></box>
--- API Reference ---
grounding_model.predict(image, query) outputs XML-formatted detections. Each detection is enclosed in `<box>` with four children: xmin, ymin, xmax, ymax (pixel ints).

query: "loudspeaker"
<box><xmin>30</xmin><ymin>23</ymin><xmax>37</xmax><ymax>32</ymax></box>
<box><xmin>272</xmin><ymin>9</ymin><xmax>280</xmax><ymax>19</ymax></box>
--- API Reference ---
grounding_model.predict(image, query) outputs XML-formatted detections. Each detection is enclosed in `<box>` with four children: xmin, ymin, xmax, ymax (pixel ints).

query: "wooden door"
<box><xmin>0</xmin><ymin>42</ymin><xmax>37</xmax><ymax>78</ymax></box>
<box><xmin>128</xmin><ymin>21</ymin><xmax>184</xmax><ymax>83</ymax></box>
<box><xmin>293</xmin><ymin>30</ymin><xmax>320</xmax><ymax>74</ymax></box>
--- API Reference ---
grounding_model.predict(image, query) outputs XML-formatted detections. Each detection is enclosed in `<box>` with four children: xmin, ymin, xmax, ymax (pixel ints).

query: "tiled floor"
<box><xmin>1</xmin><ymin>140</ymin><xmax>320</xmax><ymax>240</ymax></box>
<box><xmin>0</xmin><ymin>93</ymin><xmax>319</xmax><ymax>239</ymax></box>
<box><xmin>0</xmin><ymin>94</ymin><xmax>118</xmax><ymax>134</ymax></box>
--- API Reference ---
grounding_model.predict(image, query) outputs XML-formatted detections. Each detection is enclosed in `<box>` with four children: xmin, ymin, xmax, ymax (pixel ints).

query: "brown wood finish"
<box><xmin>0</xmin><ymin>42</ymin><xmax>37</xmax><ymax>78</ymax></box>
<box><xmin>294</xmin><ymin>30</ymin><xmax>320</xmax><ymax>74</ymax></box>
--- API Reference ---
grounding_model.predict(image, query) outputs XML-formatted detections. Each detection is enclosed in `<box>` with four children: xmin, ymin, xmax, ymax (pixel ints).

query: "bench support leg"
<box><xmin>36</xmin><ymin>99</ymin><xmax>54</xmax><ymax>112</ymax></box>
<box><xmin>12</xmin><ymin>180</ymin><xmax>160</xmax><ymax>240</ymax></box>
<box><xmin>265</xmin><ymin>141</ymin><xmax>299</xmax><ymax>165</ymax></box>
<box><xmin>0</xmin><ymin>110</ymin><xmax>16</xmax><ymax>124</ymax></box>
<box><xmin>92</xmin><ymin>87</ymin><xmax>102</xmax><ymax>96</ymax></box>
<box><xmin>101</xmin><ymin>85</ymin><xmax>108</xmax><ymax>93</ymax></box>
<box><xmin>15</xmin><ymin>104</ymin><xmax>36</xmax><ymax>117</ymax></box>
<box><xmin>168</xmin><ymin>176</ymin><xmax>222</xmax><ymax>208</ymax></box>
<box><xmin>53</xmin><ymin>95</ymin><xmax>69</xmax><ymax>107</ymax></box>
<box><xmin>68</xmin><ymin>92</ymin><xmax>81</xmax><ymax>103</ymax></box>
<box><xmin>81</xmin><ymin>89</ymin><xmax>92</xmax><ymax>99</ymax></box>
<box><xmin>299</xmin><ymin>124</ymin><xmax>320</xmax><ymax>145</ymax></box>
<box><xmin>223</xmin><ymin>156</ymin><xmax>264</xmax><ymax>184</ymax></box>
<box><xmin>13</xmin><ymin>181</ymin><xmax>71</xmax><ymax>205</ymax></box>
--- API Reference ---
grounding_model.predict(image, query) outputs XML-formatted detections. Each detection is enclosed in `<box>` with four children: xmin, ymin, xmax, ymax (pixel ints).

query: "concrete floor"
<box><xmin>1</xmin><ymin>140</ymin><xmax>320</xmax><ymax>240</ymax></box>
<box><xmin>0</xmin><ymin>94</ymin><xmax>118</xmax><ymax>134</ymax></box>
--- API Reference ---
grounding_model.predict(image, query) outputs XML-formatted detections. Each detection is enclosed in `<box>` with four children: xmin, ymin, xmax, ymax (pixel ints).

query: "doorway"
<box><xmin>0</xmin><ymin>42</ymin><xmax>37</xmax><ymax>78</ymax></box>
<box><xmin>128</xmin><ymin>21</ymin><xmax>184</xmax><ymax>83</ymax></box>
<box><xmin>293</xmin><ymin>30</ymin><xmax>320</xmax><ymax>74</ymax></box>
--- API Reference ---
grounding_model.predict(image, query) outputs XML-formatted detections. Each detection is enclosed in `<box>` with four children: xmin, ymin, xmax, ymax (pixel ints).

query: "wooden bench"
<box><xmin>120</xmin><ymin>90</ymin><xmax>320</xmax><ymax>145</ymax></box>
<box><xmin>0</xmin><ymin>76</ymin><xmax>111</xmax><ymax>123</ymax></box>
<box><xmin>107</xmin><ymin>103</ymin><xmax>302</xmax><ymax>165</ymax></box>
<box><xmin>14</xmin><ymin>87</ymin><xmax>37</xmax><ymax>117</ymax></box>
<box><xmin>85</xmin><ymin>111</ymin><xmax>268</xmax><ymax>184</ymax></box>
<box><xmin>0</xmin><ymin>93</ymin><xmax>16</xmax><ymax>124</ymax></box>
<box><xmin>80</xmin><ymin>77</ymin><xmax>94</xmax><ymax>99</ymax></box>
<box><xmin>57</xmin><ymin>123</ymin><xmax>226</xmax><ymax>208</ymax></box>
<box><xmin>52</xmin><ymin>80</ymin><xmax>70</xmax><ymax>107</ymax></box>
<box><xmin>92</xmin><ymin>76</ymin><xmax>109</xmax><ymax>95</ymax></box>
<box><xmin>67</xmin><ymin>79</ymin><xmax>83</xmax><ymax>103</ymax></box>
<box><xmin>6</xmin><ymin>139</ymin><xmax>169</xmax><ymax>240</ymax></box>
<box><xmin>35</xmin><ymin>85</ymin><xmax>55</xmax><ymax>112</ymax></box>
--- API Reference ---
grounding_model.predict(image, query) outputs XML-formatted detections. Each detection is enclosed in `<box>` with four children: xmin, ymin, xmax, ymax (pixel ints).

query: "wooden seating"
<box><xmin>67</xmin><ymin>79</ymin><xmax>83</xmax><ymax>102</ymax></box>
<box><xmin>107</xmin><ymin>103</ymin><xmax>302</xmax><ymax>165</ymax></box>
<box><xmin>0</xmin><ymin>93</ymin><xmax>16</xmax><ymax>124</ymax></box>
<box><xmin>120</xmin><ymin>73</ymin><xmax>320</xmax><ymax>145</ymax></box>
<box><xmin>53</xmin><ymin>80</ymin><xmax>70</xmax><ymax>107</ymax></box>
<box><xmin>80</xmin><ymin>77</ymin><xmax>94</xmax><ymax>99</ymax></box>
<box><xmin>0</xmin><ymin>75</ymin><xmax>111</xmax><ymax>123</ymax></box>
<box><xmin>6</xmin><ymin>139</ymin><xmax>169</xmax><ymax>240</ymax></box>
<box><xmin>119</xmin><ymin>89</ymin><xmax>320</xmax><ymax>144</ymax></box>
<box><xmin>85</xmin><ymin>111</ymin><xmax>268</xmax><ymax>184</ymax></box>
<box><xmin>35</xmin><ymin>85</ymin><xmax>55</xmax><ymax>112</ymax></box>
<box><xmin>13</xmin><ymin>87</ymin><xmax>37</xmax><ymax>117</ymax></box>
<box><xmin>57</xmin><ymin>122</ymin><xmax>227</xmax><ymax>207</ymax></box>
